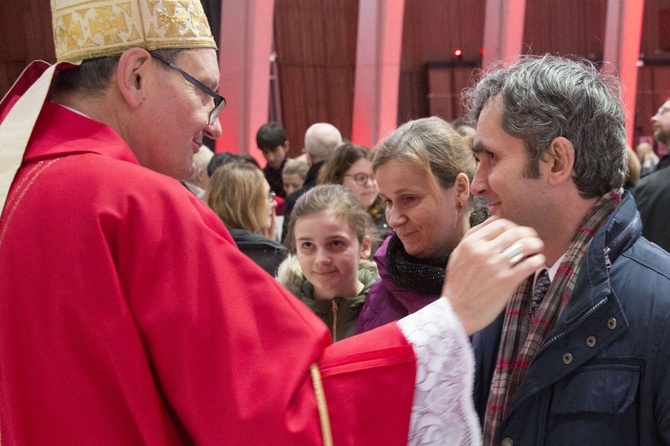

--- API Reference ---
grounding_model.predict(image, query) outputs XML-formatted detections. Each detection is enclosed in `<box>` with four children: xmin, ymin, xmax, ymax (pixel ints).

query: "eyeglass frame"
<box><xmin>151</xmin><ymin>53</ymin><xmax>226</xmax><ymax>125</ymax></box>
<box><xmin>343</xmin><ymin>173</ymin><xmax>375</xmax><ymax>186</ymax></box>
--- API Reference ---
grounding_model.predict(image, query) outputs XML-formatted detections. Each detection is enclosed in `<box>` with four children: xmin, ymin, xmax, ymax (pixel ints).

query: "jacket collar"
<box><xmin>505</xmin><ymin>192</ymin><xmax>639</xmax><ymax>419</ymax></box>
<box><xmin>557</xmin><ymin>191</ymin><xmax>641</xmax><ymax>326</ymax></box>
<box><xmin>655</xmin><ymin>153</ymin><xmax>670</xmax><ymax>171</ymax></box>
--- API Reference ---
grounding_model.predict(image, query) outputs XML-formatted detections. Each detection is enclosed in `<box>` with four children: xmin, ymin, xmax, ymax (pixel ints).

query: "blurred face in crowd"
<box><xmin>652</xmin><ymin>99</ymin><xmax>670</xmax><ymax>146</ymax></box>
<box><xmin>283</xmin><ymin>173</ymin><xmax>304</xmax><ymax>196</ymax></box>
<box><xmin>341</xmin><ymin>158</ymin><xmax>379</xmax><ymax>209</ymax></box>
<box><xmin>262</xmin><ymin>145</ymin><xmax>287</xmax><ymax>170</ymax></box>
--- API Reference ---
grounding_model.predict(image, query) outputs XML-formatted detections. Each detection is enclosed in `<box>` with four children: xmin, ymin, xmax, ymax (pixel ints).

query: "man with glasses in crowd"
<box><xmin>0</xmin><ymin>0</ymin><xmax>546</xmax><ymax>443</ymax></box>
<box><xmin>632</xmin><ymin>98</ymin><xmax>670</xmax><ymax>252</ymax></box>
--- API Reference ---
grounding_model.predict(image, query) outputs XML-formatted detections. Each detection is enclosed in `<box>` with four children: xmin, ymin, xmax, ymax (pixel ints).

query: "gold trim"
<box><xmin>309</xmin><ymin>363</ymin><xmax>333</xmax><ymax>446</ymax></box>
<box><xmin>51</xmin><ymin>0</ymin><xmax>216</xmax><ymax>62</ymax></box>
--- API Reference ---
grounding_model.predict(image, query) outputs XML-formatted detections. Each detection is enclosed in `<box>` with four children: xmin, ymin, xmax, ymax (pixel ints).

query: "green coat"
<box><xmin>276</xmin><ymin>255</ymin><xmax>379</xmax><ymax>341</ymax></box>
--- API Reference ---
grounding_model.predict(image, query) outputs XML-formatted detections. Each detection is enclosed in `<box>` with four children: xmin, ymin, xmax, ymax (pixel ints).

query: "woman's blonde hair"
<box><xmin>374</xmin><ymin>117</ymin><xmax>475</xmax><ymax>185</ymax></box>
<box><xmin>205</xmin><ymin>163</ymin><xmax>268</xmax><ymax>234</ymax></box>
<box><xmin>373</xmin><ymin>116</ymin><xmax>476</xmax><ymax>208</ymax></box>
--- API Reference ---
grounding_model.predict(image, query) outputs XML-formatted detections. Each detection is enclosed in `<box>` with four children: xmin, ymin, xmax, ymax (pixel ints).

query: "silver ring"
<box><xmin>502</xmin><ymin>242</ymin><xmax>524</xmax><ymax>266</ymax></box>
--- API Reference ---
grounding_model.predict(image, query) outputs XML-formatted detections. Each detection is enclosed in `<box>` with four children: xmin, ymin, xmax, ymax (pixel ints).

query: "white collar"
<box><xmin>534</xmin><ymin>253</ymin><xmax>567</xmax><ymax>285</ymax></box>
<box><xmin>57</xmin><ymin>103</ymin><xmax>89</xmax><ymax>118</ymax></box>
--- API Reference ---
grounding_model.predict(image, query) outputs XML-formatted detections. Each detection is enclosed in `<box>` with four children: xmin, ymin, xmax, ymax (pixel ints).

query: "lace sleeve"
<box><xmin>397</xmin><ymin>297</ymin><xmax>482</xmax><ymax>446</ymax></box>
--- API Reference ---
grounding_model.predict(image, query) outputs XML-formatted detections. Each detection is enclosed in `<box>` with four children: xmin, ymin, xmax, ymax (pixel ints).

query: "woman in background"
<box><xmin>318</xmin><ymin>142</ymin><xmax>390</xmax><ymax>239</ymax></box>
<box><xmin>357</xmin><ymin>117</ymin><xmax>487</xmax><ymax>333</ymax></box>
<box><xmin>206</xmin><ymin>163</ymin><xmax>286</xmax><ymax>275</ymax></box>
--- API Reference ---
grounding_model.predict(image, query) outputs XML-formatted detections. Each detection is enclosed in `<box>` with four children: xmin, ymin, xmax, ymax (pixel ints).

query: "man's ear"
<box><xmin>116</xmin><ymin>48</ymin><xmax>153</xmax><ymax>108</ymax></box>
<box><xmin>282</xmin><ymin>140</ymin><xmax>290</xmax><ymax>151</ymax></box>
<box><xmin>544</xmin><ymin>136</ymin><xmax>575</xmax><ymax>186</ymax></box>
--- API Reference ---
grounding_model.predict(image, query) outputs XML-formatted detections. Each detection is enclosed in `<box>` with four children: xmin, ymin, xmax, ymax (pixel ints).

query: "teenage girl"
<box><xmin>277</xmin><ymin>184</ymin><xmax>379</xmax><ymax>341</ymax></box>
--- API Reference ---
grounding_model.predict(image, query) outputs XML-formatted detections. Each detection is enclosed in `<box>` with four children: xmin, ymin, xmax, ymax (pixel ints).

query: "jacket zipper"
<box><xmin>604</xmin><ymin>212</ymin><xmax>640</xmax><ymax>269</ymax></box>
<box><xmin>540</xmin><ymin>209</ymin><xmax>636</xmax><ymax>354</ymax></box>
<box><xmin>332</xmin><ymin>300</ymin><xmax>338</xmax><ymax>342</ymax></box>
<box><xmin>537</xmin><ymin>296</ymin><xmax>609</xmax><ymax>355</ymax></box>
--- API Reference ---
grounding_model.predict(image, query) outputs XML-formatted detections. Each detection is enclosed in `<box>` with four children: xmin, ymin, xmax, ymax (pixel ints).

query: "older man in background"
<box><xmin>181</xmin><ymin>144</ymin><xmax>214</xmax><ymax>199</ymax></box>
<box><xmin>280</xmin><ymin>122</ymin><xmax>342</xmax><ymax>242</ymax></box>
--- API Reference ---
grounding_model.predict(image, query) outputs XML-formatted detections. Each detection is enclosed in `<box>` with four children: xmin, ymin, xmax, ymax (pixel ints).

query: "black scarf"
<box><xmin>386</xmin><ymin>232</ymin><xmax>449</xmax><ymax>295</ymax></box>
<box><xmin>385</xmin><ymin>197</ymin><xmax>489</xmax><ymax>295</ymax></box>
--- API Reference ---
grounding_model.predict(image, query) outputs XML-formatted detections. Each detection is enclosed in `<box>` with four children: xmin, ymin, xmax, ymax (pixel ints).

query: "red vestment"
<box><xmin>0</xmin><ymin>64</ymin><xmax>416</xmax><ymax>444</ymax></box>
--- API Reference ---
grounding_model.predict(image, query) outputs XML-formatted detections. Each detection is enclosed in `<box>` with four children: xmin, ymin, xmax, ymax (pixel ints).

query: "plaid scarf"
<box><xmin>482</xmin><ymin>190</ymin><xmax>621</xmax><ymax>445</ymax></box>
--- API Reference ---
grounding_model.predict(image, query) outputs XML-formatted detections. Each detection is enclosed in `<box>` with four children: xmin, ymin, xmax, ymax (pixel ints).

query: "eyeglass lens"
<box><xmin>151</xmin><ymin>53</ymin><xmax>226</xmax><ymax>125</ymax></box>
<box><xmin>354</xmin><ymin>174</ymin><xmax>374</xmax><ymax>185</ymax></box>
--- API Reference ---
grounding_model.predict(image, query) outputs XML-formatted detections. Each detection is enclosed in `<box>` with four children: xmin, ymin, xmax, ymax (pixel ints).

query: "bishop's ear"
<box><xmin>116</xmin><ymin>48</ymin><xmax>153</xmax><ymax>108</ymax></box>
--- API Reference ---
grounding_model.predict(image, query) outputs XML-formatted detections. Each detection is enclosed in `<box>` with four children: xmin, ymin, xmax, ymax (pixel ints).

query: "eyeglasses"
<box><xmin>343</xmin><ymin>173</ymin><xmax>375</xmax><ymax>186</ymax></box>
<box><xmin>152</xmin><ymin>53</ymin><xmax>226</xmax><ymax>126</ymax></box>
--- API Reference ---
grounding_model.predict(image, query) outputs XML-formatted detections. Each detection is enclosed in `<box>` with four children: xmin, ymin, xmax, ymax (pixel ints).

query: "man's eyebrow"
<box><xmin>472</xmin><ymin>142</ymin><xmax>487</xmax><ymax>154</ymax></box>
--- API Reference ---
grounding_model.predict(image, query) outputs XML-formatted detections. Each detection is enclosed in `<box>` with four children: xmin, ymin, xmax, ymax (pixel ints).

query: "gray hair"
<box><xmin>193</xmin><ymin>145</ymin><xmax>214</xmax><ymax>171</ymax></box>
<box><xmin>304</xmin><ymin>123</ymin><xmax>343</xmax><ymax>164</ymax></box>
<box><xmin>463</xmin><ymin>54</ymin><xmax>627</xmax><ymax>198</ymax></box>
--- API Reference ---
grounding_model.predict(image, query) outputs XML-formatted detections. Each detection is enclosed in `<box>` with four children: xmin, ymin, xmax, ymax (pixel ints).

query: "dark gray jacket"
<box><xmin>631</xmin><ymin>155</ymin><xmax>670</xmax><ymax>253</ymax></box>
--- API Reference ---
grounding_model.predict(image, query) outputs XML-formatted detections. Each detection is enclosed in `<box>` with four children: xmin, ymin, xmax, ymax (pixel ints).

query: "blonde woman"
<box><xmin>357</xmin><ymin>117</ymin><xmax>487</xmax><ymax>333</ymax></box>
<box><xmin>206</xmin><ymin>163</ymin><xmax>286</xmax><ymax>275</ymax></box>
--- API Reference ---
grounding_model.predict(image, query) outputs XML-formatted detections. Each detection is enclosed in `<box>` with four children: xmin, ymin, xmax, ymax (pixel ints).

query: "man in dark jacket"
<box><xmin>631</xmin><ymin>98</ymin><xmax>670</xmax><ymax>252</ymax></box>
<box><xmin>466</xmin><ymin>55</ymin><xmax>670</xmax><ymax>446</ymax></box>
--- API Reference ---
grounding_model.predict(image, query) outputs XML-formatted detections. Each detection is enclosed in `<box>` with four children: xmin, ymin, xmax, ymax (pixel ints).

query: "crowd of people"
<box><xmin>2</xmin><ymin>0</ymin><xmax>670</xmax><ymax>444</ymax></box>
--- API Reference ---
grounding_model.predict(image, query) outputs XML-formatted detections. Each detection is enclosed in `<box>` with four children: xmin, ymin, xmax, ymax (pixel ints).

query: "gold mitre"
<box><xmin>51</xmin><ymin>0</ymin><xmax>217</xmax><ymax>63</ymax></box>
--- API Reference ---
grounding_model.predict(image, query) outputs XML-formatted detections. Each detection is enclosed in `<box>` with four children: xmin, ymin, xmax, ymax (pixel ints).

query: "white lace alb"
<box><xmin>397</xmin><ymin>297</ymin><xmax>482</xmax><ymax>446</ymax></box>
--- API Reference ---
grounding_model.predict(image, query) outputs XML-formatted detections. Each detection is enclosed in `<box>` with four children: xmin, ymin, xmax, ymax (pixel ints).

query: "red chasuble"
<box><xmin>0</xmin><ymin>64</ymin><xmax>416</xmax><ymax>444</ymax></box>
